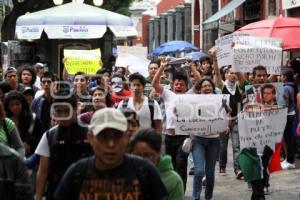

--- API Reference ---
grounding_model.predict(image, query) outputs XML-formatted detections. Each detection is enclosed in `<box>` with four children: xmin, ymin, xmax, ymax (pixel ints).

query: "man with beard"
<box><xmin>111</xmin><ymin>73</ymin><xmax>132</xmax><ymax>106</ymax></box>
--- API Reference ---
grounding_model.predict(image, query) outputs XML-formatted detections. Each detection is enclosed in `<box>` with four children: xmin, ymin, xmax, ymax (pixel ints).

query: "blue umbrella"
<box><xmin>186</xmin><ymin>51</ymin><xmax>209</xmax><ymax>61</ymax></box>
<box><xmin>150</xmin><ymin>40</ymin><xmax>199</xmax><ymax>57</ymax></box>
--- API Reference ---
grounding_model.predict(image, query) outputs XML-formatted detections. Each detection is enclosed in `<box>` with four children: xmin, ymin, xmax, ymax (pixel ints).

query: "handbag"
<box><xmin>182</xmin><ymin>137</ymin><xmax>192</xmax><ymax>153</ymax></box>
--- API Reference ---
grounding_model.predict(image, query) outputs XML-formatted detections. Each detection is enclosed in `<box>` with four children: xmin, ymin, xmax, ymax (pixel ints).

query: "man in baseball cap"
<box><xmin>55</xmin><ymin>108</ymin><xmax>168</xmax><ymax>200</ymax></box>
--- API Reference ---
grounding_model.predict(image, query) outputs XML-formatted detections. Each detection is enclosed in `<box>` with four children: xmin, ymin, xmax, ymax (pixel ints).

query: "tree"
<box><xmin>1</xmin><ymin>0</ymin><xmax>134</xmax><ymax>41</ymax></box>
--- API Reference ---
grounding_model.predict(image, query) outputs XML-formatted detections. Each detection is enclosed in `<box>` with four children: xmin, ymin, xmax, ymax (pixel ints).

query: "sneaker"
<box><xmin>247</xmin><ymin>182</ymin><xmax>252</xmax><ymax>191</ymax></box>
<box><xmin>235</xmin><ymin>169</ymin><xmax>244</xmax><ymax>180</ymax></box>
<box><xmin>219</xmin><ymin>167</ymin><xmax>226</xmax><ymax>176</ymax></box>
<box><xmin>281</xmin><ymin>161</ymin><xmax>296</xmax><ymax>170</ymax></box>
<box><xmin>202</xmin><ymin>177</ymin><xmax>206</xmax><ymax>187</ymax></box>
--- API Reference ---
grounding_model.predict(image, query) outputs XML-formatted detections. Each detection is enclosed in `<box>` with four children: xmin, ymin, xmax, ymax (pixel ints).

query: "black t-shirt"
<box><xmin>54</xmin><ymin>154</ymin><xmax>168</xmax><ymax>200</ymax></box>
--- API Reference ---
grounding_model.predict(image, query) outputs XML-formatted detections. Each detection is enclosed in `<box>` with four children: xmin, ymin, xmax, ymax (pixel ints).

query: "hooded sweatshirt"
<box><xmin>156</xmin><ymin>155</ymin><xmax>184</xmax><ymax>200</ymax></box>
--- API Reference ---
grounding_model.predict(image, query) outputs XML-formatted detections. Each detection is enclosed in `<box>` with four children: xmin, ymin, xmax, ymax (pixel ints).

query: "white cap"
<box><xmin>89</xmin><ymin>108</ymin><xmax>128</xmax><ymax>136</ymax></box>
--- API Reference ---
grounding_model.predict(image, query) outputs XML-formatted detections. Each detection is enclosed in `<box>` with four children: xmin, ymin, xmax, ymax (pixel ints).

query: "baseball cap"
<box><xmin>89</xmin><ymin>108</ymin><xmax>128</xmax><ymax>136</ymax></box>
<box><xmin>4</xmin><ymin>67</ymin><xmax>17</xmax><ymax>76</ymax></box>
<box><xmin>22</xmin><ymin>86</ymin><xmax>35</xmax><ymax>96</ymax></box>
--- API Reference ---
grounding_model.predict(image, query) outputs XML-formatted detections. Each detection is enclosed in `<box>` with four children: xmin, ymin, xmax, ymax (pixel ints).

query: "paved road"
<box><xmin>185</xmin><ymin>141</ymin><xmax>300</xmax><ymax>200</ymax></box>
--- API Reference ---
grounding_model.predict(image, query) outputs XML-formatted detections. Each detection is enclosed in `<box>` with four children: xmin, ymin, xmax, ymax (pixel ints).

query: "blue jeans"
<box><xmin>192</xmin><ymin>136</ymin><xmax>220</xmax><ymax>200</ymax></box>
<box><xmin>219</xmin><ymin>120</ymin><xmax>241</xmax><ymax>170</ymax></box>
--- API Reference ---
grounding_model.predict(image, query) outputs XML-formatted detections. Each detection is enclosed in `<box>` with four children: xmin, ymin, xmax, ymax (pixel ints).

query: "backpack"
<box><xmin>122</xmin><ymin>98</ymin><xmax>155</xmax><ymax>128</ymax></box>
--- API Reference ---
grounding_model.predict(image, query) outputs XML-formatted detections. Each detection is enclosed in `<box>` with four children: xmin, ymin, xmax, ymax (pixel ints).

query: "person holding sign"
<box><xmin>189</xmin><ymin>78</ymin><xmax>226</xmax><ymax>200</ymax></box>
<box><xmin>212</xmin><ymin>48</ymin><xmax>243</xmax><ymax>179</ymax></box>
<box><xmin>238</xmin><ymin>65</ymin><xmax>278</xmax><ymax>199</ymax></box>
<box><xmin>152</xmin><ymin>58</ymin><xmax>200</xmax><ymax>191</ymax></box>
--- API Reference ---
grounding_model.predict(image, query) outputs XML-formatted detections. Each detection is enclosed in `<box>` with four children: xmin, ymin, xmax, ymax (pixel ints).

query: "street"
<box><xmin>185</xmin><ymin>141</ymin><xmax>300</xmax><ymax>200</ymax></box>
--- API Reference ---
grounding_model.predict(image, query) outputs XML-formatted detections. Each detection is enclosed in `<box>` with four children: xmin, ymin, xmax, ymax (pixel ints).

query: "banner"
<box><xmin>174</xmin><ymin>94</ymin><xmax>230</xmax><ymax>136</ymax></box>
<box><xmin>232</xmin><ymin>36</ymin><xmax>282</xmax><ymax>74</ymax></box>
<box><xmin>215</xmin><ymin>33</ymin><xmax>249</xmax><ymax>67</ymax></box>
<box><xmin>64</xmin><ymin>48</ymin><xmax>102</xmax><ymax>75</ymax></box>
<box><xmin>116</xmin><ymin>46</ymin><xmax>149</xmax><ymax>77</ymax></box>
<box><xmin>238</xmin><ymin>107</ymin><xmax>287</xmax><ymax>152</ymax></box>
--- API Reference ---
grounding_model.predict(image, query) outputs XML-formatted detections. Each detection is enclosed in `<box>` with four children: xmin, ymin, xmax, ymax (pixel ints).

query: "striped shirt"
<box><xmin>0</xmin><ymin>118</ymin><xmax>15</xmax><ymax>145</ymax></box>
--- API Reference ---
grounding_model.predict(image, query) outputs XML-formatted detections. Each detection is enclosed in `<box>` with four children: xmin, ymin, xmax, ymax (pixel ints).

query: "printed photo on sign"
<box><xmin>174</xmin><ymin>94</ymin><xmax>230</xmax><ymax>136</ymax></box>
<box><xmin>245</xmin><ymin>82</ymin><xmax>285</xmax><ymax>110</ymax></box>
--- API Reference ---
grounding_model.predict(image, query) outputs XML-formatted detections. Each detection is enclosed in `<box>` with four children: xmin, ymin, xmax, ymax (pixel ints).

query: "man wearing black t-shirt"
<box><xmin>54</xmin><ymin>108</ymin><xmax>168</xmax><ymax>200</ymax></box>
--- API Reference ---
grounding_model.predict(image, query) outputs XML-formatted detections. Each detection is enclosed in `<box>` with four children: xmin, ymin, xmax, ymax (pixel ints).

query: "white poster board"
<box><xmin>175</xmin><ymin>94</ymin><xmax>230</xmax><ymax>136</ymax></box>
<box><xmin>232</xmin><ymin>36</ymin><xmax>282</xmax><ymax>74</ymax></box>
<box><xmin>238</xmin><ymin>107</ymin><xmax>287</xmax><ymax>152</ymax></box>
<box><xmin>215</xmin><ymin>33</ymin><xmax>250</xmax><ymax>67</ymax></box>
<box><xmin>116</xmin><ymin>46</ymin><xmax>149</xmax><ymax>77</ymax></box>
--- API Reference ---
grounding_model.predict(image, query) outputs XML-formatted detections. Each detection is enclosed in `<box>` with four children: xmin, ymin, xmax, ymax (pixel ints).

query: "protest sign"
<box><xmin>245</xmin><ymin>82</ymin><xmax>285</xmax><ymax>107</ymax></box>
<box><xmin>231</xmin><ymin>36</ymin><xmax>282</xmax><ymax>74</ymax></box>
<box><xmin>116</xmin><ymin>46</ymin><xmax>149</xmax><ymax>77</ymax></box>
<box><xmin>238</xmin><ymin>107</ymin><xmax>287</xmax><ymax>152</ymax></box>
<box><xmin>174</xmin><ymin>94</ymin><xmax>229</xmax><ymax>136</ymax></box>
<box><xmin>64</xmin><ymin>48</ymin><xmax>102</xmax><ymax>75</ymax></box>
<box><xmin>215</xmin><ymin>33</ymin><xmax>250</xmax><ymax>67</ymax></box>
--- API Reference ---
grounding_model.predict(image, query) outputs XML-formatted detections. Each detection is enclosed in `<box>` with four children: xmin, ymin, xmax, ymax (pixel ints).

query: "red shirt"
<box><xmin>112</xmin><ymin>89</ymin><xmax>132</xmax><ymax>105</ymax></box>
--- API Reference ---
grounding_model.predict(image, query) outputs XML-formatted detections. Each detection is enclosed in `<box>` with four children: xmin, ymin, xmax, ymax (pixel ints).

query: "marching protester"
<box><xmin>31</xmin><ymin>72</ymin><xmax>56</xmax><ymax>130</ymax></box>
<box><xmin>121</xmin><ymin>107</ymin><xmax>140</xmax><ymax>139</ymax></box>
<box><xmin>18</xmin><ymin>65</ymin><xmax>39</xmax><ymax>94</ymax></box>
<box><xmin>152</xmin><ymin>58</ymin><xmax>200</xmax><ymax>190</ymax></box>
<box><xmin>110</xmin><ymin>72</ymin><xmax>132</xmax><ymax>105</ymax></box>
<box><xmin>212</xmin><ymin>50</ymin><xmax>243</xmax><ymax>178</ymax></box>
<box><xmin>4</xmin><ymin>67</ymin><xmax>24</xmax><ymax>91</ymax></box>
<box><xmin>129</xmin><ymin>128</ymin><xmax>184</xmax><ymax>200</ymax></box>
<box><xmin>35</xmin><ymin>89</ymin><xmax>93</xmax><ymax>200</ymax></box>
<box><xmin>281</xmin><ymin>67</ymin><xmax>297</xmax><ymax>169</ymax></box>
<box><xmin>79</xmin><ymin>86</ymin><xmax>114</xmax><ymax>125</ymax></box>
<box><xmin>0</xmin><ymin>100</ymin><xmax>24</xmax><ymax>158</ymax></box>
<box><xmin>0</xmin><ymin>143</ymin><xmax>33</xmax><ymax>200</ymax></box>
<box><xmin>54</xmin><ymin>108</ymin><xmax>168</xmax><ymax>200</ymax></box>
<box><xmin>4</xmin><ymin>91</ymin><xmax>44</xmax><ymax>158</ymax></box>
<box><xmin>118</xmin><ymin>72</ymin><xmax>162</xmax><ymax>131</ymax></box>
<box><xmin>34</xmin><ymin>62</ymin><xmax>46</xmax><ymax>90</ymax></box>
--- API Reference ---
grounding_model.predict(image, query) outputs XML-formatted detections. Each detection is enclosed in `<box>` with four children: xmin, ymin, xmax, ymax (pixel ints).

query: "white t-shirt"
<box><xmin>161</xmin><ymin>88</ymin><xmax>177</xmax><ymax>130</ymax></box>
<box><xmin>118</xmin><ymin>96</ymin><xmax>162</xmax><ymax>130</ymax></box>
<box><xmin>35</xmin><ymin>132</ymin><xmax>50</xmax><ymax>157</ymax></box>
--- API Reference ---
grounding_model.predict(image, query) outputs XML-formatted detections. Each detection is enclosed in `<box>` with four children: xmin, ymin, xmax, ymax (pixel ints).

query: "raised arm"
<box><xmin>210</xmin><ymin>49</ymin><xmax>224</xmax><ymax>90</ymax></box>
<box><xmin>152</xmin><ymin>60</ymin><xmax>167</xmax><ymax>94</ymax></box>
<box><xmin>190</xmin><ymin>62</ymin><xmax>201</xmax><ymax>82</ymax></box>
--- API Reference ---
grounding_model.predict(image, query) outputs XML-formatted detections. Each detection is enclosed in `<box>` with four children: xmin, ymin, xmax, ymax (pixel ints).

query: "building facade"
<box><xmin>146</xmin><ymin>0</ymin><xmax>192</xmax><ymax>53</ymax></box>
<box><xmin>193</xmin><ymin>0</ymin><xmax>285</xmax><ymax>52</ymax></box>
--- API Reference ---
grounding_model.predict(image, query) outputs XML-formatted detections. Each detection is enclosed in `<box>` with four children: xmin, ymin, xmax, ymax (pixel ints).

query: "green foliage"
<box><xmin>101</xmin><ymin>0</ymin><xmax>134</xmax><ymax>16</ymax></box>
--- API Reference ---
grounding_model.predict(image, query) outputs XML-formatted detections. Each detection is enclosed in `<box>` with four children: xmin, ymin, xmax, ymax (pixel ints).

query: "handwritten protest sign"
<box><xmin>64</xmin><ymin>48</ymin><xmax>102</xmax><ymax>75</ymax></box>
<box><xmin>238</xmin><ymin>107</ymin><xmax>287</xmax><ymax>152</ymax></box>
<box><xmin>174</xmin><ymin>94</ymin><xmax>229</xmax><ymax>136</ymax></box>
<box><xmin>231</xmin><ymin>36</ymin><xmax>282</xmax><ymax>74</ymax></box>
<box><xmin>116</xmin><ymin>46</ymin><xmax>149</xmax><ymax>77</ymax></box>
<box><xmin>215</xmin><ymin>33</ymin><xmax>249</xmax><ymax>67</ymax></box>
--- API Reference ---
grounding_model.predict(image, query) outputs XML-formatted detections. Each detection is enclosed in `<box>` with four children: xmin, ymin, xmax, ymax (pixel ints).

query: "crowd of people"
<box><xmin>0</xmin><ymin>50</ymin><xmax>299</xmax><ymax>200</ymax></box>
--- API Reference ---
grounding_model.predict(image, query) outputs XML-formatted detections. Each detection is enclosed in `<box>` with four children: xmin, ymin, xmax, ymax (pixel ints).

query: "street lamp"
<box><xmin>53</xmin><ymin>0</ymin><xmax>63</xmax><ymax>5</ymax></box>
<box><xmin>93</xmin><ymin>0</ymin><xmax>103</xmax><ymax>6</ymax></box>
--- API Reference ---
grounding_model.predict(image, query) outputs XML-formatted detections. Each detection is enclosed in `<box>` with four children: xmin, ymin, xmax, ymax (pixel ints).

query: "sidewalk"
<box><xmin>185</xmin><ymin>141</ymin><xmax>300</xmax><ymax>200</ymax></box>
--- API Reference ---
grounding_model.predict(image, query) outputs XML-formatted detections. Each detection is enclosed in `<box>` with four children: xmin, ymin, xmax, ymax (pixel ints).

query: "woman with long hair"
<box><xmin>4</xmin><ymin>91</ymin><xmax>44</xmax><ymax>157</ymax></box>
<box><xmin>191</xmin><ymin>78</ymin><xmax>222</xmax><ymax>200</ymax></box>
<box><xmin>78</xmin><ymin>86</ymin><xmax>114</xmax><ymax>125</ymax></box>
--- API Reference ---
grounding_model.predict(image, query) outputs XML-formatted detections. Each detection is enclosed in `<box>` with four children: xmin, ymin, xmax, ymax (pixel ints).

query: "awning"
<box><xmin>16</xmin><ymin>2</ymin><xmax>137</xmax><ymax>40</ymax></box>
<box><xmin>202</xmin><ymin>0</ymin><xmax>246</xmax><ymax>30</ymax></box>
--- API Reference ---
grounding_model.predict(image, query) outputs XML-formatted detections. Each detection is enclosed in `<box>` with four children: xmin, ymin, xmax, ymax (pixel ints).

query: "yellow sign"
<box><xmin>64</xmin><ymin>48</ymin><xmax>102</xmax><ymax>75</ymax></box>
